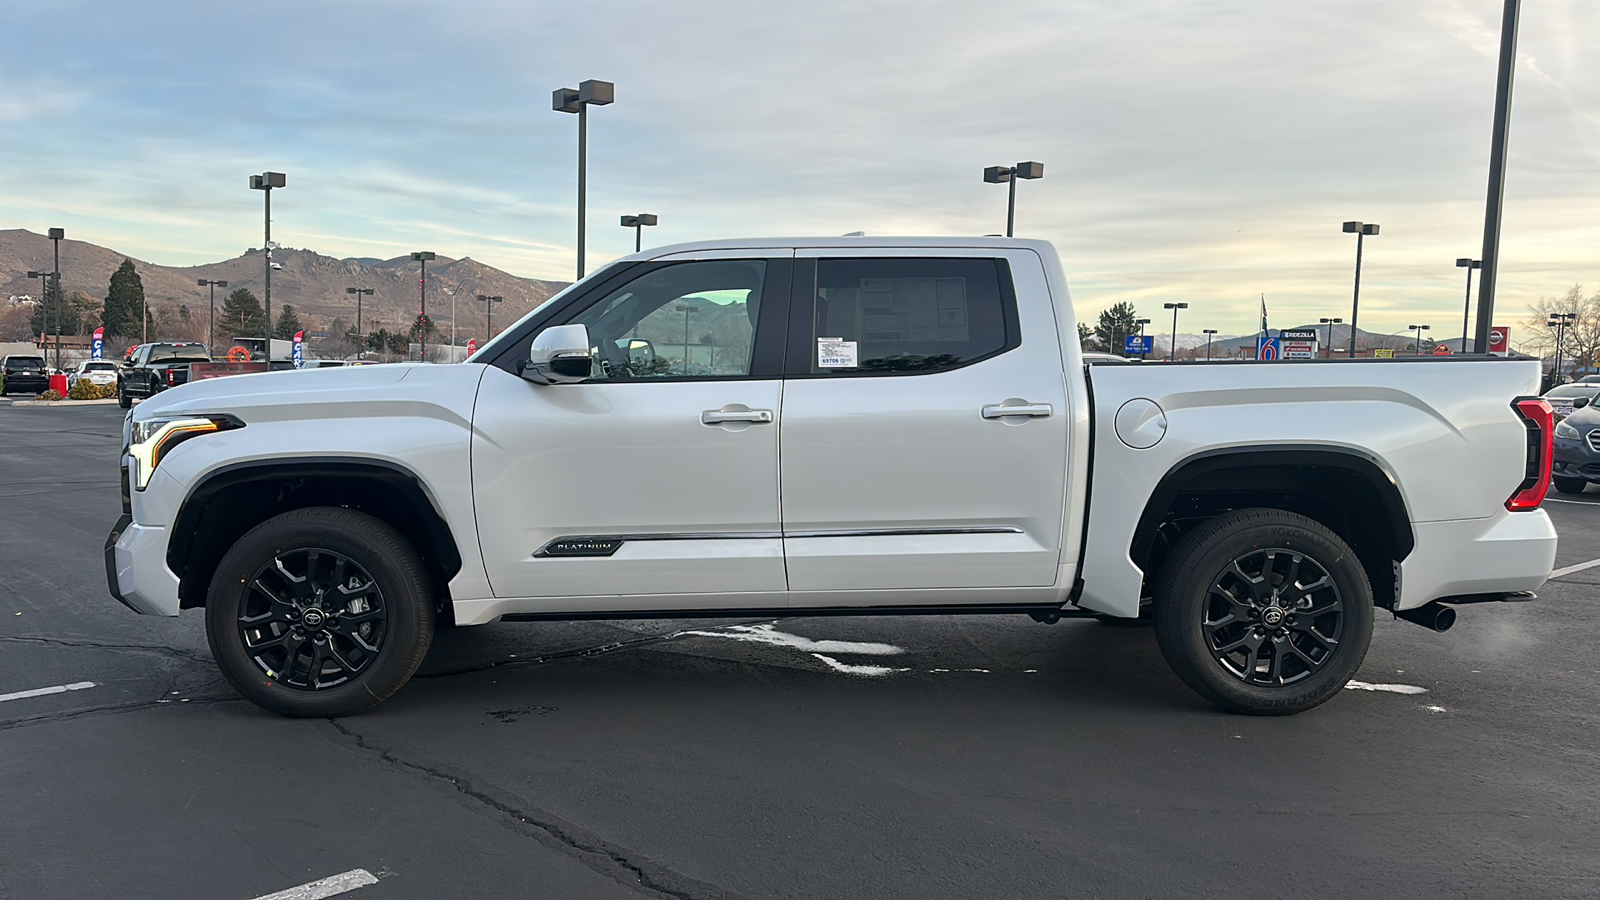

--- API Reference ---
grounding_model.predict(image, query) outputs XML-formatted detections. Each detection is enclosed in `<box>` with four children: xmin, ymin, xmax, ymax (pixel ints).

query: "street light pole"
<box><xmin>1343</xmin><ymin>221</ymin><xmax>1379</xmax><ymax>357</ymax></box>
<box><xmin>411</xmin><ymin>252</ymin><xmax>435</xmax><ymax>362</ymax></box>
<box><xmin>1202</xmin><ymin>329</ymin><xmax>1218</xmax><ymax>361</ymax></box>
<box><xmin>676</xmin><ymin>303</ymin><xmax>698</xmax><ymax>367</ymax></box>
<box><xmin>620</xmin><ymin>214</ymin><xmax>657</xmax><ymax>252</ymax></box>
<box><xmin>47</xmin><ymin>228</ymin><xmax>64</xmax><ymax>371</ymax></box>
<box><xmin>1135</xmin><ymin>317</ymin><xmax>1152</xmax><ymax>361</ymax></box>
<box><xmin>1409</xmin><ymin>323</ymin><xmax>1431</xmax><ymax>355</ymax></box>
<box><xmin>554</xmin><ymin>80</ymin><xmax>615</xmax><ymax>281</ymax></box>
<box><xmin>1474</xmin><ymin>0</ymin><xmax>1523</xmax><ymax>355</ymax></box>
<box><xmin>1548</xmin><ymin>312</ymin><xmax>1576</xmax><ymax>384</ymax></box>
<box><xmin>1319</xmin><ymin>317</ymin><xmax>1343</xmax><ymax>359</ymax></box>
<box><xmin>476</xmin><ymin>295</ymin><xmax>503</xmax><ymax>342</ymax></box>
<box><xmin>1163</xmin><ymin>302</ymin><xmax>1188</xmax><ymax>362</ymax></box>
<box><xmin>345</xmin><ymin>287</ymin><xmax>374</xmax><ymax>355</ymax></box>
<box><xmin>26</xmin><ymin>270</ymin><xmax>53</xmax><ymax>362</ymax></box>
<box><xmin>1456</xmin><ymin>258</ymin><xmax>1482</xmax><ymax>353</ymax></box>
<box><xmin>249</xmin><ymin>173</ymin><xmax>286</xmax><ymax>363</ymax></box>
<box><xmin>199</xmin><ymin>279</ymin><xmax>227</xmax><ymax>351</ymax></box>
<box><xmin>982</xmin><ymin>162</ymin><xmax>1044</xmax><ymax>237</ymax></box>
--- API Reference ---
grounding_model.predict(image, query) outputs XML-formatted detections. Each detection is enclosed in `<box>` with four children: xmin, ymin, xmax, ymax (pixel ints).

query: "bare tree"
<box><xmin>1524</xmin><ymin>285</ymin><xmax>1600</xmax><ymax>375</ymax></box>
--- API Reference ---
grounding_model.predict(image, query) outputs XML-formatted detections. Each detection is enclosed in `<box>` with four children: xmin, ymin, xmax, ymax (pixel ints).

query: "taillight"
<box><xmin>1507</xmin><ymin>397</ymin><xmax>1553</xmax><ymax>511</ymax></box>
<box><xmin>166</xmin><ymin>370</ymin><xmax>176</xmax><ymax>386</ymax></box>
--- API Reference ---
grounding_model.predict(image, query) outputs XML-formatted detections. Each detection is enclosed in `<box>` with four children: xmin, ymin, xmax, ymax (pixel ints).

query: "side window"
<box><xmin>561</xmin><ymin>259</ymin><xmax>767</xmax><ymax>381</ymax></box>
<box><xmin>804</xmin><ymin>258</ymin><xmax>1016</xmax><ymax>375</ymax></box>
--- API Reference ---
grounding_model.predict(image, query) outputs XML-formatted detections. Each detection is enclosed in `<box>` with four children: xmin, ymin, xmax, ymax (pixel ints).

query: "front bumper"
<box><xmin>1553</xmin><ymin>434</ymin><xmax>1600</xmax><ymax>482</ymax></box>
<box><xmin>104</xmin><ymin>515</ymin><xmax>181</xmax><ymax>616</ymax></box>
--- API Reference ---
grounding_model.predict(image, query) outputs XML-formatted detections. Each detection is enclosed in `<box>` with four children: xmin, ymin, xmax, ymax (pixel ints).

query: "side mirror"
<box><xmin>522</xmin><ymin>324</ymin><xmax>593</xmax><ymax>384</ymax></box>
<box><xmin>1575</xmin><ymin>396</ymin><xmax>1590</xmax><ymax>410</ymax></box>
<box><xmin>620</xmin><ymin>338</ymin><xmax>656</xmax><ymax>368</ymax></box>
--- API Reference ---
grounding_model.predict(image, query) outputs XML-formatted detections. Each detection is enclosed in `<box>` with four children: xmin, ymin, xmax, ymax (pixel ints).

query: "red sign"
<box><xmin>1432</xmin><ymin>344</ymin><xmax>1453</xmax><ymax>356</ymax></box>
<box><xmin>1488</xmin><ymin>326</ymin><xmax>1509</xmax><ymax>355</ymax></box>
<box><xmin>467</xmin><ymin>339</ymin><xmax>478</xmax><ymax>357</ymax></box>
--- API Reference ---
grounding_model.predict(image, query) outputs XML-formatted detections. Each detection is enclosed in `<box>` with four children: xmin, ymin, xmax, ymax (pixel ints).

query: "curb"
<box><xmin>10</xmin><ymin>398</ymin><xmax>124</xmax><ymax>408</ymax></box>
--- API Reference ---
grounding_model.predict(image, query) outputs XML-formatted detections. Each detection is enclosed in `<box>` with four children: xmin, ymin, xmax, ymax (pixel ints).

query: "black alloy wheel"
<box><xmin>1154</xmin><ymin>508</ymin><xmax>1374</xmax><ymax>715</ymax></box>
<box><xmin>206</xmin><ymin>507</ymin><xmax>434</xmax><ymax>717</ymax></box>
<box><xmin>237</xmin><ymin>548</ymin><xmax>388</xmax><ymax>690</ymax></box>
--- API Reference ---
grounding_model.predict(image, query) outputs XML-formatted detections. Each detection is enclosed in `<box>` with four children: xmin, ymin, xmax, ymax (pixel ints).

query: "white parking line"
<box><xmin>1550</xmin><ymin>557</ymin><xmax>1600</xmax><ymax>579</ymax></box>
<box><xmin>248</xmin><ymin>869</ymin><xmax>378</xmax><ymax>900</ymax></box>
<box><xmin>0</xmin><ymin>681</ymin><xmax>95</xmax><ymax>704</ymax></box>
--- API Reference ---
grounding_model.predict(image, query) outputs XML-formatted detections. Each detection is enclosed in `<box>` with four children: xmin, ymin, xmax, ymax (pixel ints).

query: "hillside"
<box><xmin>0</xmin><ymin>228</ymin><xmax>568</xmax><ymax>343</ymax></box>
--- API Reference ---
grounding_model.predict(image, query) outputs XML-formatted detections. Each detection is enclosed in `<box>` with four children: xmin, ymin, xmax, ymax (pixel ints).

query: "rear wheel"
<box><xmin>205</xmin><ymin>507</ymin><xmax>434</xmax><ymax>717</ymax></box>
<box><xmin>1553</xmin><ymin>475</ymin><xmax>1588</xmax><ymax>495</ymax></box>
<box><xmin>1153</xmin><ymin>508</ymin><xmax>1373</xmax><ymax>715</ymax></box>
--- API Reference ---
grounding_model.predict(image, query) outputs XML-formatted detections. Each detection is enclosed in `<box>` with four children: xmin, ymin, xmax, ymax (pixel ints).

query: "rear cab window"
<box><xmin>787</xmin><ymin>257</ymin><xmax>1019</xmax><ymax>376</ymax></box>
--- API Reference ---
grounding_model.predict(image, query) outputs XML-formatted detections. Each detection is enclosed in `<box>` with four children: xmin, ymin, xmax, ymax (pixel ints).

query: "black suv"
<box><xmin>2</xmin><ymin>355</ymin><xmax>48</xmax><ymax>395</ymax></box>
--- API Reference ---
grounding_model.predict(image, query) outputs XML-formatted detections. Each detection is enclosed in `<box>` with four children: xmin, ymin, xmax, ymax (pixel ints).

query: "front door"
<box><xmin>472</xmin><ymin>255</ymin><xmax>793</xmax><ymax>609</ymax></box>
<box><xmin>777</xmin><ymin>250</ymin><xmax>1070</xmax><ymax>601</ymax></box>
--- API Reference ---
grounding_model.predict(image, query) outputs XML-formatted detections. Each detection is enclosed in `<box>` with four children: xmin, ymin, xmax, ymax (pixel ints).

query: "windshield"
<box><xmin>146</xmin><ymin>345</ymin><xmax>209</xmax><ymax>361</ymax></box>
<box><xmin>1544</xmin><ymin>385</ymin><xmax>1599</xmax><ymax>399</ymax></box>
<box><xmin>85</xmin><ymin>362</ymin><xmax>117</xmax><ymax>371</ymax></box>
<box><xmin>7</xmin><ymin>358</ymin><xmax>44</xmax><ymax>370</ymax></box>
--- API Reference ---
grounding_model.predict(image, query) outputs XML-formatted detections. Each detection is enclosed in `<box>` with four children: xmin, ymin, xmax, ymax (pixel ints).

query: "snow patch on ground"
<box><xmin>1344</xmin><ymin>681</ymin><xmax>1429</xmax><ymax>694</ymax></box>
<box><xmin>676</xmin><ymin>623</ymin><xmax>904</xmax><ymax>656</ymax></box>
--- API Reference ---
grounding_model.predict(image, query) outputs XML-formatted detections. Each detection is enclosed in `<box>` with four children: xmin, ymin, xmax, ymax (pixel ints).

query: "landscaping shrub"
<box><xmin>67</xmin><ymin>380</ymin><xmax>116</xmax><ymax>401</ymax></box>
<box><xmin>36</xmin><ymin>389</ymin><xmax>65</xmax><ymax>402</ymax></box>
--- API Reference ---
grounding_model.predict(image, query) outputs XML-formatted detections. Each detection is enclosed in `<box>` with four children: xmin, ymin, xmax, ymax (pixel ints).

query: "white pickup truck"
<box><xmin>105</xmin><ymin>237</ymin><xmax>1558</xmax><ymax>717</ymax></box>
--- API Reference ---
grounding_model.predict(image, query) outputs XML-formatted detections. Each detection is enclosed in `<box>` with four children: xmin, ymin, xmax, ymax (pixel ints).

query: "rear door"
<box><xmin>777</xmin><ymin>249</ymin><xmax>1071</xmax><ymax>601</ymax></box>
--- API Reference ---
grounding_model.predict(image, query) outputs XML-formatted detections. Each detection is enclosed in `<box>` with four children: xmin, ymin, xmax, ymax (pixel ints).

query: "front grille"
<box><xmin>1587</xmin><ymin>429</ymin><xmax>1600</xmax><ymax>454</ymax></box>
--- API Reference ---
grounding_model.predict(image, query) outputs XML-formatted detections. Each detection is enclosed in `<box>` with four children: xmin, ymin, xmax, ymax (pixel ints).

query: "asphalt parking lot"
<box><xmin>2</xmin><ymin>401</ymin><xmax>1598</xmax><ymax>900</ymax></box>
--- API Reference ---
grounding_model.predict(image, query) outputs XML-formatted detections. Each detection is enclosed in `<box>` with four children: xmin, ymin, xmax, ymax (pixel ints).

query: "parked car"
<box><xmin>117</xmin><ymin>342</ymin><xmax>210</xmax><ymax>408</ymax></box>
<box><xmin>1</xmin><ymin>355</ymin><xmax>49</xmax><ymax>395</ymax></box>
<box><xmin>108</xmin><ymin>237</ymin><xmax>1557</xmax><ymax>718</ymax></box>
<box><xmin>1541</xmin><ymin>382</ymin><xmax>1600</xmax><ymax>419</ymax></box>
<box><xmin>69</xmin><ymin>360</ymin><xmax>121</xmax><ymax>390</ymax></box>
<box><xmin>1552</xmin><ymin>402</ymin><xmax>1600</xmax><ymax>494</ymax></box>
<box><xmin>1082</xmin><ymin>351</ymin><xmax>1136</xmax><ymax>365</ymax></box>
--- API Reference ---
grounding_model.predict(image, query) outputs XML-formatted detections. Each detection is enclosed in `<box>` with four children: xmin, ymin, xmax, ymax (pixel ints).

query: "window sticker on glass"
<box><xmin>853</xmin><ymin>277</ymin><xmax>969</xmax><ymax>342</ymax></box>
<box><xmin>817</xmin><ymin>337</ymin><xmax>858</xmax><ymax>368</ymax></box>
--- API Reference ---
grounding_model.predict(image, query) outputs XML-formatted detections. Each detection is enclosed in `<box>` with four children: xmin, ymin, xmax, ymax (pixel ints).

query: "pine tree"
<box><xmin>1094</xmin><ymin>302</ymin><xmax>1140</xmax><ymax>356</ymax></box>
<box><xmin>274</xmin><ymin>304</ymin><xmax>303</xmax><ymax>339</ymax></box>
<box><xmin>29</xmin><ymin>276</ymin><xmax>80</xmax><ymax>338</ymax></box>
<box><xmin>100</xmin><ymin>259</ymin><xmax>149</xmax><ymax>339</ymax></box>
<box><xmin>218</xmin><ymin>288</ymin><xmax>265</xmax><ymax>338</ymax></box>
<box><xmin>411</xmin><ymin>313</ymin><xmax>439</xmax><ymax>342</ymax></box>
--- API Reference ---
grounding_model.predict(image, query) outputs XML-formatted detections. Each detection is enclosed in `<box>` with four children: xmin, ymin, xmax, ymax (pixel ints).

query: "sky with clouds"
<box><xmin>1</xmin><ymin>0</ymin><xmax>1595</xmax><ymax>340</ymax></box>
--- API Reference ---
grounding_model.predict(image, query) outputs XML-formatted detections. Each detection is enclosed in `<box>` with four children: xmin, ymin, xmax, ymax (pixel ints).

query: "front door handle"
<box><xmin>702</xmin><ymin>408</ymin><xmax>775</xmax><ymax>425</ymax></box>
<box><xmin>982</xmin><ymin>403</ymin><xmax>1053</xmax><ymax>419</ymax></box>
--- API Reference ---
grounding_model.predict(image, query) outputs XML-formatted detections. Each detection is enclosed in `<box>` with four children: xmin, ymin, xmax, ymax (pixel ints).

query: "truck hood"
<box><xmin>131</xmin><ymin>362</ymin><xmax>486</xmax><ymax>429</ymax></box>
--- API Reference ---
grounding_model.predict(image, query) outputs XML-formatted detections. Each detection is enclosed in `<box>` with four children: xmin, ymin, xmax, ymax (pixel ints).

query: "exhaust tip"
<box><xmin>1396</xmin><ymin>601</ymin><xmax>1457</xmax><ymax>633</ymax></box>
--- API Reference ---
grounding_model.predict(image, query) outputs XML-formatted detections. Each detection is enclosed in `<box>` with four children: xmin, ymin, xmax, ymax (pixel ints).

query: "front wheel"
<box><xmin>205</xmin><ymin>507</ymin><xmax>435</xmax><ymax>717</ymax></box>
<box><xmin>1153</xmin><ymin>508</ymin><xmax>1374</xmax><ymax>715</ymax></box>
<box><xmin>1553</xmin><ymin>475</ymin><xmax>1588</xmax><ymax>495</ymax></box>
<box><xmin>117</xmin><ymin>386</ymin><xmax>131</xmax><ymax>408</ymax></box>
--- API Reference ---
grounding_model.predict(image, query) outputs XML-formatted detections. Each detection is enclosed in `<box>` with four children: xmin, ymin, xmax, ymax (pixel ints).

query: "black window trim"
<box><xmin>480</xmin><ymin>257</ymin><xmax>794</xmax><ymax>382</ymax></box>
<box><xmin>781</xmin><ymin>257</ymin><xmax>1023</xmax><ymax>379</ymax></box>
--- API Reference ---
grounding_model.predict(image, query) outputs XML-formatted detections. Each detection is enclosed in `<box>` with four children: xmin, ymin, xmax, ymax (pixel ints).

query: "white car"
<box><xmin>107</xmin><ymin>237</ymin><xmax>1558</xmax><ymax>718</ymax></box>
<box><xmin>68</xmin><ymin>360</ymin><xmax>120</xmax><ymax>389</ymax></box>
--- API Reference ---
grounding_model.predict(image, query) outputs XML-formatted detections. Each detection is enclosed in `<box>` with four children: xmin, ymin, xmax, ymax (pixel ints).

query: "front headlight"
<box><xmin>127</xmin><ymin>414</ymin><xmax>244</xmax><ymax>490</ymax></box>
<box><xmin>1555</xmin><ymin>419</ymin><xmax>1581</xmax><ymax>440</ymax></box>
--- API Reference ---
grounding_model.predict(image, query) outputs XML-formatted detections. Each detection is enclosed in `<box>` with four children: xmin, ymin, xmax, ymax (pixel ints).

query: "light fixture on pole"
<box><xmin>1456</xmin><ymin>258</ymin><xmax>1482</xmax><ymax>353</ymax></box>
<box><xmin>346</xmin><ymin>287</ymin><xmax>374</xmax><ymax>358</ymax></box>
<box><xmin>411</xmin><ymin>252</ymin><xmax>435</xmax><ymax>362</ymax></box>
<box><xmin>1409</xmin><ymin>323</ymin><xmax>1431</xmax><ymax>355</ymax></box>
<box><xmin>1548</xmin><ymin>311</ymin><xmax>1576</xmax><ymax>384</ymax></box>
<box><xmin>553</xmin><ymin>79</ymin><xmax>615</xmax><ymax>281</ymax></box>
<box><xmin>1135</xmin><ymin>317</ymin><xmax>1152</xmax><ymax>361</ymax></box>
<box><xmin>199</xmin><ymin>279</ymin><xmax>228</xmax><ymax>350</ymax></box>
<box><xmin>249</xmin><ymin>172</ymin><xmax>286</xmax><ymax>362</ymax></box>
<box><xmin>1342</xmin><ymin>221</ymin><xmax>1379</xmax><ymax>356</ymax></box>
<box><xmin>476</xmin><ymin>294</ymin><xmax>503</xmax><ymax>342</ymax></box>
<box><xmin>1202</xmin><ymin>328</ymin><xmax>1218</xmax><ymax>361</ymax></box>
<box><xmin>1163</xmin><ymin>302</ymin><xmax>1188</xmax><ymax>362</ymax></box>
<box><xmin>982</xmin><ymin>162</ymin><xmax>1044</xmax><ymax>237</ymax></box>
<box><xmin>619</xmin><ymin>214</ymin><xmax>657</xmax><ymax>253</ymax></box>
<box><xmin>1319</xmin><ymin>317</ymin><xmax>1343</xmax><ymax>359</ymax></box>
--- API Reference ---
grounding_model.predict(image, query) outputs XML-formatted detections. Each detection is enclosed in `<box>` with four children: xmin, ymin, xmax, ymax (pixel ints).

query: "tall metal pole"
<box><xmin>419</xmin><ymin>257</ymin><xmax>428</xmax><ymax>362</ymax></box>
<box><xmin>1474</xmin><ymin>0</ymin><xmax>1522</xmax><ymax>354</ymax></box>
<box><xmin>50</xmin><ymin>231</ymin><xmax>62</xmax><ymax>372</ymax></box>
<box><xmin>635</xmin><ymin>222</ymin><xmax>643</xmax><ymax>252</ymax></box>
<box><xmin>577</xmin><ymin>103</ymin><xmax>587</xmax><ymax>281</ymax></box>
<box><xmin>1006</xmin><ymin>176</ymin><xmax>1017</xmax><ymax>238</ymax></box>
<box><xmin>208</xmin><ymin>282</ymin><xmax>215</xmax><ymax>350</ymax></box>
<box><xmin>1348</xmin><ymin>231</ymin><xmax>1364</xmax><ymax>357</ymax></box>
<box><xmin>1205</xmin><ymin>332</ymin><xmax>1213</xmax><ymax>361</ymax></box>
<box><xmin>1461</xmin><ymin>267</ymin><xmax>1476</xmax><ymax>353</ymax></box>
<box><xmin>263</xmin><ymin>188</ymin><xmax>271</xmax><ymax>361</ymax></box>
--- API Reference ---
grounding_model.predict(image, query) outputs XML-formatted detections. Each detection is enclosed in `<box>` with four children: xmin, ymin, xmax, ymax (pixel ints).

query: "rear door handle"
<box><xmin>702</xmin><ymin>408</ymin><xmax>775</xmax><ymax>425</ymax></box>
<box><xmin>982</xmin><ymin>403</ymin><xmax>1053</xmax><ymax>419</ymax></box>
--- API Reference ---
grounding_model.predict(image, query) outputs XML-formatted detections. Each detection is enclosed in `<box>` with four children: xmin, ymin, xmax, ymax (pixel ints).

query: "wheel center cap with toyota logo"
<box><xmin>1261</xmin><ymin>607</ymin><xmax>1286</xmax><ymax>627</ymax></box>
<box><xmin>301</xmin><ymin>608</ymin><xmax>326</xmax><ymax>629</ymax></box>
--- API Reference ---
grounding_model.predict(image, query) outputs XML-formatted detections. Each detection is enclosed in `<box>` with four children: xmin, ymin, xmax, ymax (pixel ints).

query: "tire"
<box><xmin>205</xmin><ymin>507</ymin><xmax>435</xmax><ymax>717</ymax></box>
<box><xmin>1553</xmin><ymin>475</ymin><xmax>1588</xmax><ymax>495</ymax></box>
<box><xmin>1153</xmin><ymin>508</ymin><xmax>1374</xmax><ymax>715</ymax></box>
<box><xmin>117</xmin><ymin>387</ymin><xmax>131</xmax><ymax>409</ymax></box>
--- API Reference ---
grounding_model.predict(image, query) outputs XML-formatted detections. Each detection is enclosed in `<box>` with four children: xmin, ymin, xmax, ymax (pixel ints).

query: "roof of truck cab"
<box><xmin>626</xmin><ymin>236</ymin><xmax>1056</xmax><ymax>262</ymax></box>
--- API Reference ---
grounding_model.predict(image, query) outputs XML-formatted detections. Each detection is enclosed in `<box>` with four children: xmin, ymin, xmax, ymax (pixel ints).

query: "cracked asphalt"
<box><xmin>3</xmin><ymin>402</ymin><xmax>1600</xmax><ymax>899</ymax></box>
